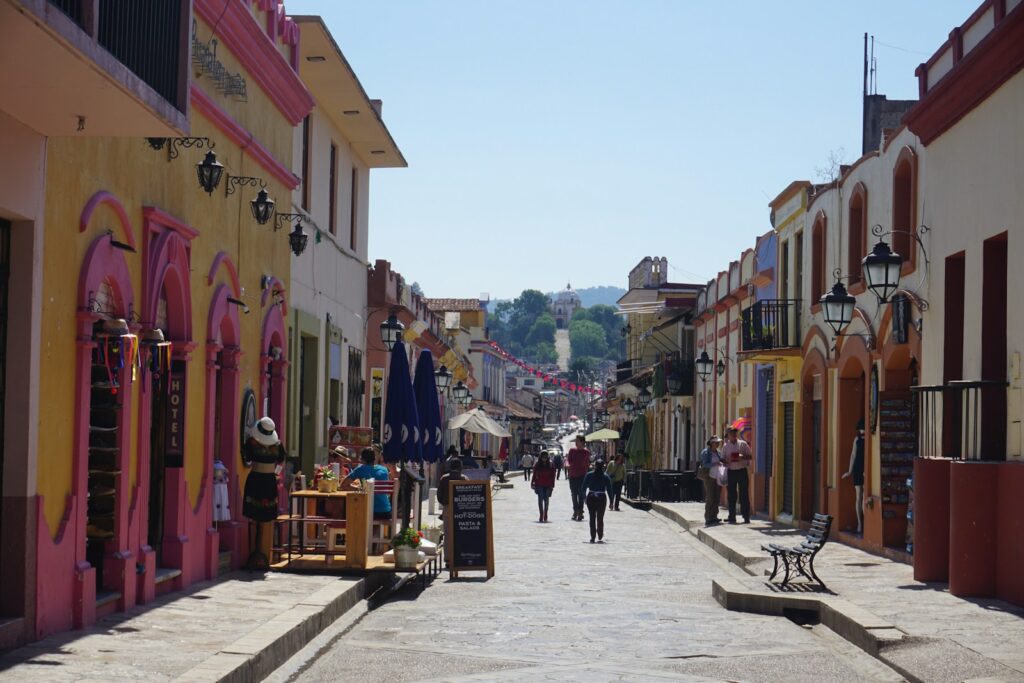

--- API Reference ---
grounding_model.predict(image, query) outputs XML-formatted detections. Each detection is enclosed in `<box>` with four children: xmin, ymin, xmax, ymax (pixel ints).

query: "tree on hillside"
<box><xmin>489</xmin><ymin>289</ymin><xmax>555</xmax><ymax>364</ymax></box>
<box><xmin>531</xmin><ymin>341</ymin><xmax>559</xmax><ymax>365</ymax></box>
<box><xmin>569</xmin><ymin>319</ymin><xmax>609</xmax><ymax>359</ymax></box>
<box><xmin>572</xmin><ymin>304</ymin><xmax>625</xmax><ymax>361</ymax></box>
<box><xmin>526</xmin><ymin>314</ymin><xmax>556</xmax><ymax>347</ymax></box>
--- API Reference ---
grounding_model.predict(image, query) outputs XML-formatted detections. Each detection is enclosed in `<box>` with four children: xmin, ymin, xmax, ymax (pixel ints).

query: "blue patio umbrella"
<box><xmin>413</xmin><ymin>349</ymin><xmax>443</xmax><ymax>463</ymax></box>
<box><xmin>382</xmin><ymin>340</ymin><xmax>421</xmax><ymax>465</ymax></box>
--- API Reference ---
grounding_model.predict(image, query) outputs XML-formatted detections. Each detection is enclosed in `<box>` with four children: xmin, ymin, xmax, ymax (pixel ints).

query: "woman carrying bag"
<box><xmin>531</xmin><ymin>451</ymin><xmax>556</xmax><ymax>522</ymax></box>
<box><xmin>697</xmin><ymin>435</ymin><xmax>724</xmax><ymax>526</ymax></box>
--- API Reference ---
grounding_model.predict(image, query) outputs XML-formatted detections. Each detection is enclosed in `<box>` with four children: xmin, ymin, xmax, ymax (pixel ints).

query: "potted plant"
<box><xmin>315</xmin><ymin>464</ymin><xmax>338</xmax><ymax>492</ymax></box>
<box><xmin>420</xmin><ymin>521</ymin><xmax>441</xmax><ymax>545</ymax></box>
<box><xmin>391</xmin><ymin>526</ymin><xmax>423</xmax><ymax>568</ymax></box>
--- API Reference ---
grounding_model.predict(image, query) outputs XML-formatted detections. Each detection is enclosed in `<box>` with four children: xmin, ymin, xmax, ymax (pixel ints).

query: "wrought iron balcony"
<box><xmin>741</xmin><ymin>299</ymin><xmax>801</xmax><ymax>352</ymax></box>
<box><xmin>912</xmin><ymin>380</ymin><xmax>1009</xmax><ymax>460</ymax></box>
<box><xmin>48</xmin><ymin>0</ymin><xmax>187</xmax><ymax>112</ymax></box>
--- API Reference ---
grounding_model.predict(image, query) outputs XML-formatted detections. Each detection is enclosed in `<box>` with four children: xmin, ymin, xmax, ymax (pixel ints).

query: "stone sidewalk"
<box><xmin>0</xmin><ymin>570</ymin><xmax>371</xmax><ymax>683</ymax></box>
<box><xmin>653</xmin><ymin>502</ymin><xmax>1024</xmax><ymax>683</ymax></box>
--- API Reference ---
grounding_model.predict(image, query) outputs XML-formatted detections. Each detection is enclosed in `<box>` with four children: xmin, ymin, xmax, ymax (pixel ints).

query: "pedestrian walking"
<box><xmin>581</xmin><ymin>459</ymin><xmax>613</xmax><ymax>542</ymax></box>
<box><xmin>566</xmin><ymin>435</ymin><xmax>591</xmax><ymax>521</ymax></box>
<box><xmin>722</xmin><ymin>426</ymin><xmax>752</xmax><ymax>524</ymax></box>
<box><xmin>697</xmin><ymin>436</ymin><xmax>724</xmax><ymax>525</ymax></box>
<box><xmin>552</xmin><ymin>450</ymin><xmax>564</xmax><ymax>480</ymax></box>
<box><xmin>605</xmin><ymin>453</ymin><xmax>626</xmax><ymax>511</ymax></box>
<box><xmin>531</xmin><ymin>451</ymin><xmax>556</xmax><ymax>522</ymax></box>
<box><xmin>841</xmin><ymin>419</ymin><xmax>866</xmax><ymax>534</ymax></box>
<box><xmin>521</xmin><ymin>451</ymin><xmax>535</xmax><ymax>481</ymax></box>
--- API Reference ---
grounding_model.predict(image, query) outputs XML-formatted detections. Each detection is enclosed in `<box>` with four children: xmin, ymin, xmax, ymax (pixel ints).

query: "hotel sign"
<box><xmin>165</xmin><ymin>360</ymin><xmax>186</xmax><ymax>467</ymax></box>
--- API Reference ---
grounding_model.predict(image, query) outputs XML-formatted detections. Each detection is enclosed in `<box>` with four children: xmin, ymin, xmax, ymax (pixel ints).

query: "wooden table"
<box><xmin>273</xmin><ymin>490</ymin><xmax>372</xmax><ymax>570</ymax></box>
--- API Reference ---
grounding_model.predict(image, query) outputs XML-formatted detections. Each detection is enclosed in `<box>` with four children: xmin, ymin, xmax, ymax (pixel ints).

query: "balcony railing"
<box><xmin>48</xmin><ymin>0</ymin><xmax>186</xmax><ymax>110</ymax></box>
<box><xmin>741</xmin><ymin>299</ymin><xmax>801</xmax><ymax>352</ymax></box>
<box><xmin>912</xmin><ymin>380</ymin><xmax>1009</xmax><ymax>460</ymax></box>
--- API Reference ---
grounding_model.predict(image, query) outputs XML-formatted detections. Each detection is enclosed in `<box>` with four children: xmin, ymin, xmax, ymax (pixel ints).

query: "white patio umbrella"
<box><xmin>447</xmin><ymin>408</ymin><xmax>512</xmax><ymax>438</ymax></box>
<box><xmin>584</xmin><ymin>428</ymin><xmax>620</xmax><ymax>442</ymax></box>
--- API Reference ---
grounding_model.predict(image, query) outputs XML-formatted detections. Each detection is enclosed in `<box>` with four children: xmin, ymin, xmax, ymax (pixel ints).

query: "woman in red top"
<box><xmin>531</xmin><ymin>451</ymin><xmax>557</xmax><ymax>523</ymax></box>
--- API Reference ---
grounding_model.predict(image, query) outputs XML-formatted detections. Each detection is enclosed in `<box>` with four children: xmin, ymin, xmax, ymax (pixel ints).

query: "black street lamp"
<box><xmin>623</xmin><ymin>398</ymin><xmax>635</xmax><ymax>416</ymax></box>
<box><xmin>250</xmin><ymin>188</ymin><xmax>275</xmax><ymax>225</ymax></box>
<box><xmin>820</xmin><ymin>281</ymin><xmax>856</xmax><ymax>335</ymax></box>
<box><xmin>620</xmin><ymin>323</ymin><xmax>632</xmax><ymax>337</ymax></box>
<box><xmin>379</xmin><ymin>313</ymin><xmax>404</xmax><ymax>352</ymax></box>
<box><xmin>196</xmin><ymin>150</ymin><xmax>224</xmax><ymax>195</ymax></box>
<box><xmin>637</xmin><ymin>386</ymin><xmax>652</xmax><ymax>409</ymax></box>
<box><xmin>862</xmin><ymin>238</ymin><xmax>903</xmax><ymax>303</ymax></box>
<box><xmin>716</xmin><ymin>360</ymin><xmax>726</xmax><ymax>377</ymax></box>
<box><xmin>452</xmin><ymin>380</ymin><xmax>469</xmax><ymax>403</ymax></box>
<box><xmin>288</xmin><ymin>222</ymin><xmax>308</xmax><ymax>256</ymax></box>
<box><xmin>695</xmin><ymin>350</ymin><xmax>714</xmax><ymax>380</ymax></box>
<box><xmin>435</xmin><ymin>364</ymin><xmax>453</xmax><ymax>391</ymax></box>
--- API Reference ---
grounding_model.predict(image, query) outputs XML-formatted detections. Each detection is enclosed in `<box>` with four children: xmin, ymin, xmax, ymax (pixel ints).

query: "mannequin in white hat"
<box><xmin>242</xmin><ymin>417</ymin><xmax>286</xmax><ymax>570</ymax></box>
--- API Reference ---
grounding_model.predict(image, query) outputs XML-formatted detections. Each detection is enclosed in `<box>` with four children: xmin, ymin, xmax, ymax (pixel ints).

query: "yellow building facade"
<box><xmin>32</xmin><ymin>2</ymin><xmax>312</xmax><ymax>638</ymax></box>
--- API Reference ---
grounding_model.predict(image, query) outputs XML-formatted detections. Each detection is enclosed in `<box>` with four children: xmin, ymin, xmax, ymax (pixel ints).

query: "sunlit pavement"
<box><xmin>268</xmin><ymin>441</ymin><xmax>902</xmax><ymax>683</ymax></box>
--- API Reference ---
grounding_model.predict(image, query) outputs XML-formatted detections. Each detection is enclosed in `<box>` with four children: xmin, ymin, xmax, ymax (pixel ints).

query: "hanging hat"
<box><xmin>141</xmin><ymin>328</ymin><xmax>165</xmax><ymax>344</ymax></box>
<box><xmin>252</xmin><ymin>416</ymin><xmax>279</xmax><ymax>447</ymax></box>
<box><xmin>331</xmin><ymin>445</ymin><xmax>350</xmax><ymax>459</ymax></box>
<box><xmin>100</xmin><ymin>318</ymin><xmax>130</xmax><ymax>337</ymax></box>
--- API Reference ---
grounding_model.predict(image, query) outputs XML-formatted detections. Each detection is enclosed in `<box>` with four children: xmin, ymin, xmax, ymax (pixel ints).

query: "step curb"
<box><xmin>174</xmin><ymin>575</ymin><xmax>383</xmax><ymax>683</ymax></box>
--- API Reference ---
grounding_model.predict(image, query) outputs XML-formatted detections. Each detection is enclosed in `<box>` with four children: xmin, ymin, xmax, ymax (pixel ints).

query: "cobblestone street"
<box><xmin>269</xmin><ymin>471</ymin><xmax>903</xmax><ymax>682</ymax></box>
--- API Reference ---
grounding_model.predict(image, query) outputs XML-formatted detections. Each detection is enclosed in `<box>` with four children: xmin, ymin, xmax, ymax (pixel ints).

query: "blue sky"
<box><xmin>288</xmin><ymin>1</ymin><xmax>972</xmax><ymax>300</ymax></box>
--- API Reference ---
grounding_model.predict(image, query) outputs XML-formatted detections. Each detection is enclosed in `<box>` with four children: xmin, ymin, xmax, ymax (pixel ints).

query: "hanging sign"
<box><xmin>370</xmin><ymin>367</ymin><xmax>385</xmax><ymax>441</ymax></box>
<box><xmin>445</xmin><ymin>479</ymin><xmax>495</xmax><ymax>578</ymax></box>
<box><xmin>165</xmin><ymin>360</ymin><xmax>187</xmax><ymax>467</ymax></box>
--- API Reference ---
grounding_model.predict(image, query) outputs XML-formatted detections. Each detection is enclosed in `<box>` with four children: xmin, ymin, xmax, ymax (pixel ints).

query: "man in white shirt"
<box><xmin>521</xmin><ymin>451</ymin><xmax>535</xmax><ymax>482</ymax></box>
<box><xmin>721</xmin><ymin>426</ymin><xmax>752</xmax><ymax>524</ymax></box>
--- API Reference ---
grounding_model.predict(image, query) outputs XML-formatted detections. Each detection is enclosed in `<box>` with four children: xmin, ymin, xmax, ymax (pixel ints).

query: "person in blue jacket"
<box><xmin>580</xmin><ymin>460</ymin><xmax>614</xmax><ymax>543</ymax></box>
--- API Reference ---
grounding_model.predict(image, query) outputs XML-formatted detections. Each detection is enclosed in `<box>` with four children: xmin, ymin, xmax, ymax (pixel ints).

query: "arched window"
<box><xmin>848</xmin><ymin>183</ymin><xmax>867</xmax><ymax>286</ymax></box>
<box><xmin>811</xmin><ymin>212</ymin><xmax>827</xmax><ymax>303</ymax></box>
<box><xmin>892</xmin><ymin>146</ymin><xmax>917</xmax><ymax>272</ymax></box>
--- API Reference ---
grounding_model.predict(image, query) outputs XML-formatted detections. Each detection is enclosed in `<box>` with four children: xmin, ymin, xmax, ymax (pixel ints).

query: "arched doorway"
<box><xmin>206</xmin><ymin>282</ymin><xmax>242</xmax><ymax>569</ymax></box>
<box><xmin>800</xmin><ymin>347</ymin><xmax>828</xmax><ymax>522</ymax></box>
<box><xmin>835</xmin><ymin>336</ymin><xmax>871</xmax><ymax>534</ymax></box>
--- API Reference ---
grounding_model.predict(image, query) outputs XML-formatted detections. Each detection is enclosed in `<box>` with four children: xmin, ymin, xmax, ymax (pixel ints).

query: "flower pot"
<box><xmin>318</xmin><ymin>478</ymin><xmax>336</xmax><ymax>493</ymax></box>
<box><xmin>393</xmin><ymin>545</ymin><xmax>419</xmax><ymax>569</ymax></box>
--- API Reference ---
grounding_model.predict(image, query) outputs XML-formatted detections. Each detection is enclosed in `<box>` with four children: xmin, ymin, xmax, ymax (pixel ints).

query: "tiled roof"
<box><xmin>507</xmin><ymin>400</ymin><xmax>542</xmax><ymax>420</ymax></box>
<box><xmin>422</xmin><ymin>298</ymin><xmax>481</xmax><ymax>312</ymax></box>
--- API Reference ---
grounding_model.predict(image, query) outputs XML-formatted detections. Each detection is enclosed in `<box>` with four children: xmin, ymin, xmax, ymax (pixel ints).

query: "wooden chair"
<box><xmin>369</xmin><ymin>479</ymin><xmax>399</xmax><ymax>554</ymax></box>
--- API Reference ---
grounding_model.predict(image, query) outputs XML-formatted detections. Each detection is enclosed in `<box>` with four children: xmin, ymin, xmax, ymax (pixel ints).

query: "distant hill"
<box><xmin>486</xmin><ymin>285</ymin><xmax>625</xmax><ymax>313</ymax></box>
<box><xmin>573</xmin><ymin>286</ymin><xmax>626</xmax><ymax>309</ymax></box>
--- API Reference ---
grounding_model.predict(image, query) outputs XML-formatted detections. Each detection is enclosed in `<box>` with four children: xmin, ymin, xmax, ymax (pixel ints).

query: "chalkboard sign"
<box><xmin>445</xmin><ymin>480</ymin><xmax>494</xmax><ymax>578</ymax></box>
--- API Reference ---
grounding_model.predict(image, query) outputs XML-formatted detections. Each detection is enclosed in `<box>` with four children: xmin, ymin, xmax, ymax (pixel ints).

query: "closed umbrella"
<box><xmin>625</xmin><ymin>416</ymin><xmax>650</xmax><ymax>465</ymax></box>
<box><xmin>625</xmin><ymin>415</ymin><xmax>652</xmax><ymax>500</ymax></box>
<box><xmin>412</xmin><ymin>350</ymin><xmax>443</xmax><ymax>463</ymax></box>
<box><xmin>382</xmin><ymin>340</ymin><xmax>421</xmax><ymax>464</ymax></box>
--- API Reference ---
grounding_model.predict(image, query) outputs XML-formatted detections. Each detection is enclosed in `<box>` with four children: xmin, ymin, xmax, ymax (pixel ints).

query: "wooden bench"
<box><xmin>761</xmin><ymin>513</ymin><xmax>833</xmax><ymax>589</ymax></box>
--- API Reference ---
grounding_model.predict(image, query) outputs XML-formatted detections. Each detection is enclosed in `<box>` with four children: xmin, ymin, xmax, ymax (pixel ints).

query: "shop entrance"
<box><xmin>298</xmin><ymin>335</ymin><xmax>318</xmax><ymax>475</ymax></box>
<box><xmin>811</xmin><ymin>399</ymin><xmax>822</xmax><ymax>516</ymax></box>
<box><xmin>781</xmin><ymin>401</ymin><xmax>795</xmax><ymax>515</ymax></box>
<box><xmin>757</xmin><ymin>367</ymin><xmax>775</xmax><ymax>513</ymax></box>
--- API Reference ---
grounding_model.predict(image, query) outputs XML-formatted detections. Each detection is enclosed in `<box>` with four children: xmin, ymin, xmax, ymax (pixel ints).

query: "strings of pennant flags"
<box><xmin>486</xmin><ymin>340</ymin><xmax>607</xmax><ymax>397</ymax></box>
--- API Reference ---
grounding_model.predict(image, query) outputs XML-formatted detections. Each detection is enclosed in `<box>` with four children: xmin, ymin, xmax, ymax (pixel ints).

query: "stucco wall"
<box><xmin>918</xmin><ymin>68</ymin><xmax>1024</xmax><ymax>458</ymax></box>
